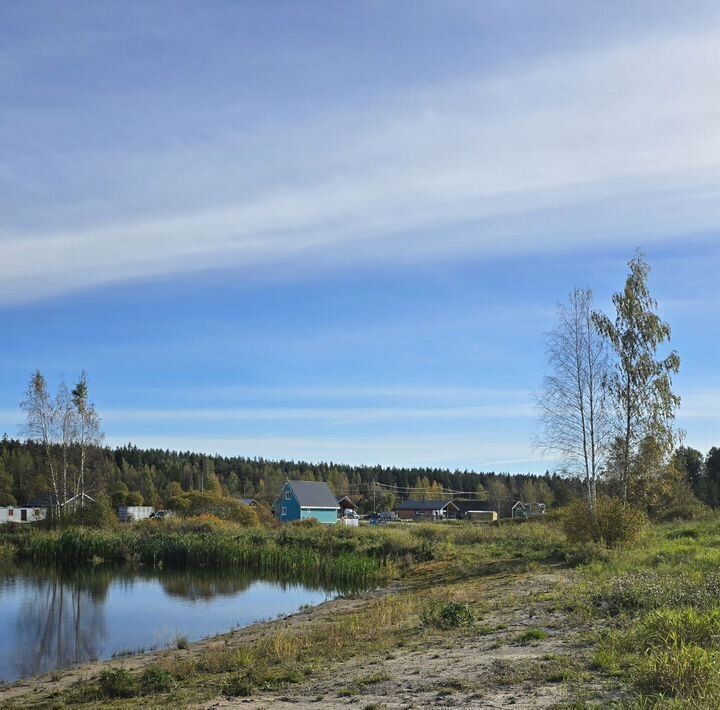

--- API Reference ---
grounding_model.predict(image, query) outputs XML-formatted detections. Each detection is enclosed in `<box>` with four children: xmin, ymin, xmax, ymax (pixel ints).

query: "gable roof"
<box><xmin>452</xmin><ymin>499</ymin><xmax>495</xmax><ymax>514</ymax></box>
<box><xmin>286</xmin><ymin>480</ymin><xmax>340</xmax><ymax>509</ymax></box>
<box><xmin>336</xmin><ymin>495</ymin><xmax>357</xmax><ymax>508</ymax></box>
<box><xmin>397</xmin><ymin>499</ymin><xmax>459</xmax><ymax>511</ymax></box>
<box><xmin>26</xmin><ymin>492</ymin><xmax>95</xmax><ymax>508</ymax></box>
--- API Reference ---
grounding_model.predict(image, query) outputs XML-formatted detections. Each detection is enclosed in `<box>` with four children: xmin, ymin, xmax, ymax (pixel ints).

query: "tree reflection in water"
<box><xmin>13</xmin><ymin>566</ymin><xmax>109</xmax><ymax>678</ymax></box>
<box><xmin>2</xmin><ymin>563</ymin><xmax>341</xmax><ymax>683</ymax></box>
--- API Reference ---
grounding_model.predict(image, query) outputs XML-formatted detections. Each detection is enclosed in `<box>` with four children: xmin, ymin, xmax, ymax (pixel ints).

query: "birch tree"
<box><xmin>537</xmin><ymin>288</ymin><xmax>611</xmax><ymax>511</ymax></box>
<box><xmin>593</xmin><ymin>253</ymin><xmax>680</xmax><ymax>502</ymax></box>
<box><xmin>20</xmin><ymin>371</ymin><xmax>61</xmax><ymax>514</ymax></box>
<box><xmin>55</xmin><ymin>381</ymin><xmax>76</xmax><ymax>507</ymax></box>
<box><xmin>71</xmin><ymin>370</ymin><xmax>103</xmax><ymax>505</ymax></box>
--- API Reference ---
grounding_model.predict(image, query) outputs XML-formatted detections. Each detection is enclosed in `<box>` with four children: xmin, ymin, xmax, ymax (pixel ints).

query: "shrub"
<box><xmin>98</xmin><ymin>667</ymin><xmax>137</xmax><ymax>698</ymax></box>
<box><xmin>66</xmin><ymin>494</ymin><xmax>119</xmax><ymax>530</ymax></box>
<box><xmin>176</xmin><ymin>634</ymin><xmax>189</xmax><ymax>649</ymax></box>
<box><xmin>140</xmin><ymin>667</ymin><xmax>176</xmax><ymax>693</ymax></box>
<box><xmin>0</xmin><ymin>541</ymin><xmax>17</xmax><ymax>564</ymax></box>
<box><xmin>168</xmin><ymin>492</ymin><xmax>259</xmax><ymax>525</ymax></box>
<box><xmin>422</xmin><ymin>601</ymin><xmax>476</xmax><ymax>629</ymax></box>
<box><xmin>563</xmin><ymin>497</ymin><xmax>647</xmax><ymax>548</ymax></box>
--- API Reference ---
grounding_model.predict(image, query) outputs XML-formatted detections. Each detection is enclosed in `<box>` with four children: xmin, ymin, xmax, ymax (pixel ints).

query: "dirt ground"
<box><xmin>0</xmin><ymin>568</ymin><xmax>621</xmax><ymax>709</ymax></box>
<box><xmin>197</xmin><ymin>571</ymin><xmax>617</xmax><ymax>709</ymax></box>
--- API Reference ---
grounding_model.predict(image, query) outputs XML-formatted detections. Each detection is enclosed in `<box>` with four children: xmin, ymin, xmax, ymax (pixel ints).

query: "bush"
<box><xmin>66</xmin><ymin>494</ymin><xmax>119</xmax><ymax>530</ymax></box>
<box><xmin>98</xmin><ymin>667</ymin><xmax>137</xmax><ymax>698</ymax></box>
<box><xmin>563</xmin><ymin>497</ymin><xmax>647</xmax><ymax>548</ymax></box>
<box><xmin>422</xmin><ymin>601</ymin><xmax>476</xmax><ymax>629</ymax></box>
<box><xmin>140</xmin><ymin>667</ymin><xmax>176</xmax><ymax>693</ymax></box>
<box><xmin>168</xmin><ymin>492</ymin><xmax>259</xmax><ymax>525</ymax></box>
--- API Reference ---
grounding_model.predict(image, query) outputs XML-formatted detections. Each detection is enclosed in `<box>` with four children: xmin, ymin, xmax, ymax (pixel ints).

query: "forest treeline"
<box><xmin>0</xmin><ymin>436</ymin><xmax>584</xmax><ymax>515</ymax></box>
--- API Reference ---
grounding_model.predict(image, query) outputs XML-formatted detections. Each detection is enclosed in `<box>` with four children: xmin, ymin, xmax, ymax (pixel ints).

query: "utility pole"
<box><xmin>373</xmin><ymin>480</ymin><xmax>376</xmax><ymax>514</ymax></box>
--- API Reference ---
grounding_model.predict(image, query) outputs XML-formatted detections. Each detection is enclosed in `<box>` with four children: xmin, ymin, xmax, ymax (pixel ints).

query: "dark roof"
<box><xmin>452</xmin><ymin>499</ymin><xmax>495</xmax><ymax>514</ymax></box>
<box><xmin>336</xmin><ymin>495</ymin><xmax>357</xmax><ymax>508</ymax></box>
<box><xmin>397</xmin><ymin>499</ymin><xmax>459</xmax><ymax>511</ymax></box>
<box><xmin>25</xmin><ymin>493</ymin><xmax>56</xmax><ymax>507</ymax></box>
<box><xmin>287</xmin><ymin>480</ymin><xmax>340</xmax><ymax>509</ymax></box>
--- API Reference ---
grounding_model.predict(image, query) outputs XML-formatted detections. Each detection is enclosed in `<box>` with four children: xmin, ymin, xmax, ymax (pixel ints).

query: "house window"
<box><xmin>281</xmin><ymin>506</ymin><xmax>287</xmax><ymax>516</ymax></box>
<box><xmin>8</xmin><ymin>509</ymin><xmax>13</xmax><ymax>516</ymax></box>
<box><xmin>284</xmin><ymin>491</ymin><xmax>291</xmax><ymax>500</ymax></box>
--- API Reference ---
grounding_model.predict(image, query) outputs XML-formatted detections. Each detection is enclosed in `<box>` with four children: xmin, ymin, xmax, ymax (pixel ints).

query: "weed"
<box><xmin>515</xmin><ymin>628</ymin><xmax>550</xmax><ymax>645</ymax></box>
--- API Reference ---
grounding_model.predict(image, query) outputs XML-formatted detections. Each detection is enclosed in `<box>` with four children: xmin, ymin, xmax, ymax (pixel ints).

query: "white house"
<box><xmin>0</xmin><ymin>506</ymin><xmax>47</xmax><ymax>524</ymax></box>
<box><xmin>118</xmin><ymin>505</ymin><xmax>155</xmax><ymax>522</ymax></box>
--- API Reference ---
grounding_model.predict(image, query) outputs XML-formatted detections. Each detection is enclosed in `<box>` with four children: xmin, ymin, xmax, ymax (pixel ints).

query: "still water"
<box><xmin>0</xmin><ymin>563</ymin><xmax>339</xmax><ymax>684</ymax></box>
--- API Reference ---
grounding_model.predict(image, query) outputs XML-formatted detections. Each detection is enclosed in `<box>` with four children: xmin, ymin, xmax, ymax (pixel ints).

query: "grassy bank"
<box><xmin>0</xmin><ymin>515</ymin><xmax>572</xmax><ymax>590</ymax></box>
<box><xmin>570</xmin><ymin>518</ymin><xmax>720</xmax><ymax>708</ymax></box>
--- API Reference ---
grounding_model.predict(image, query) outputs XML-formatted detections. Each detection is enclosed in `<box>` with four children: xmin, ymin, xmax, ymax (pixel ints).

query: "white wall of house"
<box><xmin>0</xmin><ymin>506</ymin><xmax>47</xmax><ymax>524</ymax></box>
<box><xmin>118</xmin><ymin>506</ymin><xmax>155</xmax><ymax>522</ymax></box>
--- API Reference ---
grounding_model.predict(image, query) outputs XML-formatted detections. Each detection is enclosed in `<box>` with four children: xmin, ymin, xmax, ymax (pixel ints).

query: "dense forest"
<box><xmin>0</xmin><ymin>436</ymin><xmax>584</xmax><ymax>515</ymax></box>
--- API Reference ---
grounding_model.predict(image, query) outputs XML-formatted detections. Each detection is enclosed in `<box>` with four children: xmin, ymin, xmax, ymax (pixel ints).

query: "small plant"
<box><xmin>422</xmin><ymin>601</ymin><xmax>476</xmax><ymax>629</ymax></box>
<box><xmin>175</xmin><ymin>634</ymin><xmax>189</xmax><ymax>650</ymax></box>
<box><xmin>515</xmin><ymin>628</ymin><xmax>549</xmax><ymax>645</ymax></box>
<box><xmin>98</xmin><ymin>667</ymin><xmax>137</xmax><ymax>698</ymax></box>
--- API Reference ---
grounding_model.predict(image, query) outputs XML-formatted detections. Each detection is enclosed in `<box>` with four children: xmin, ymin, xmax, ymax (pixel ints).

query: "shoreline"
<box><xmin>0</xmin><ymin>583</ymin><xmax>390</xmax><ymax>705</ymax></box>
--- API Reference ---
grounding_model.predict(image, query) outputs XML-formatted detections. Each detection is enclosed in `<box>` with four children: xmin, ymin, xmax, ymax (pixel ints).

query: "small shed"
<box><xmin>452</xmin><ymin>499</ymin><xmax>497</xmax><ymax>520</ymax></box>
<box><xmin>467</xmin><ymin>510</ymin><xmax>498</xmax><ymax>522</ymax></box>
<box><xmin>119</xmin><ymin>505</ymin><xmax>155</xmax><ymax>522</ymax></box>
<box><xmin>275</xmin><ymin>480</ymin><xmax>340</xmax><ymax>524</ymax></box>
<box><xmin>396</xmin><ymin>500</ymin><xmax>460</xmax><ymax>521</ymax></box>
<box><xmin>336</xmin><ymin>496</ymin><xmax>357</xmax><ymax>514</ymax></box>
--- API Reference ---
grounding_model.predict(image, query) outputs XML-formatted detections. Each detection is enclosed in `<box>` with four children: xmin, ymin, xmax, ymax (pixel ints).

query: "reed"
<box><xmin>10</xmin><ymin>526</ymin><xmax>385</xmax><ymax>589</ymax></box>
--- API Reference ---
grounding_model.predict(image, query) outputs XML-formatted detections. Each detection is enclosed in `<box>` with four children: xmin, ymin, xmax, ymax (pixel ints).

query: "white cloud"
<box><xmin>2</xmin><ymin>21</ymin><xmax>720</xmax><ymax>303</ymax></box>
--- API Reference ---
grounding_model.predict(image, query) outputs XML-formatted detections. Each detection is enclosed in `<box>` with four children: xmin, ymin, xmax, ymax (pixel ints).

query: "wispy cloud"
<box><xmin>2</xmin><ymin>21</ymin><xmax>720</xmax><ymax>303</ymax></box>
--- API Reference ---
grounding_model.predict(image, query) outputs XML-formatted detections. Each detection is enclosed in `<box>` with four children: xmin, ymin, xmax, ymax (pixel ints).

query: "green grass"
<box><xmin>577</xmin><ymin>517</ymin><xmax>720</xmax><ymax>707</ymax></box>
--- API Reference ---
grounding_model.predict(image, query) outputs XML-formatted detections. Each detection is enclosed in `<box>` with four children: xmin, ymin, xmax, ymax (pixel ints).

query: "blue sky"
<box><xmin>1</xmin><ymin>2</ymin><xmax>719</xmax><ymax>472</ymax></box>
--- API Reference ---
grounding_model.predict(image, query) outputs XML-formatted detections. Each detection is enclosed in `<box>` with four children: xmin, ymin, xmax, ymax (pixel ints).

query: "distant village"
<box><xmin>0</xmin><ymin>478</ymin><xmax>546</xmax><ymax>527</ymax></box>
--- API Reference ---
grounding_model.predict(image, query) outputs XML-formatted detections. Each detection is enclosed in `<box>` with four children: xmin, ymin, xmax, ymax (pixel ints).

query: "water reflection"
<box><xmin>12</xmin><ymin>570</ymin><xmax>107</xmax><ymax>679</ymax></box>
<box><xmin>0</xmin><ymin>563</ymin><xmax>339</xmax><ymax>684</ymax></box>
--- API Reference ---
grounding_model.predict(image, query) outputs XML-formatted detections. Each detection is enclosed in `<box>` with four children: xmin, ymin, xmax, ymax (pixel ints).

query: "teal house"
<box><xmin>276</xmin><ymin>480</ymin><xmax>340</xmax><ymax>524</ymax></box>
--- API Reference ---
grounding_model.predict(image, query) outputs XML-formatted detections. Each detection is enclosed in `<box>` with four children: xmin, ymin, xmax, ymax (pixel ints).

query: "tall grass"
<box><xmin>11</xmin><ymin>526</ymin><xmax>383</xmax><ymax>589</ymax></box>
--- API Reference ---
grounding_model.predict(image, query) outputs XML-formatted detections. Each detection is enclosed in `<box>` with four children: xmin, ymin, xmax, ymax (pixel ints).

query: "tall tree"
<box><xmin>593</xmin><ymin>253</ymin><xmax>681</xmax><ymax>502</ymax></box>
<box><xmin>671</xmin><ymin>446</ymin><xmax>704</xmax><ymax>491</ymax></box>
<box><xmin>55</xmin><ymin>381</ymin><xmax>76</xmax><ymax>507</ymax></box>
<box><xmin>486</xmin><ymin>477</ymin><xmax>509</xmax><ymax>516</ymax></box>
<box><xmin>20</xmin><ymin>371</ymin><xmax>61</xmax><ymax>514</ymax></box>
<box><xmin>537</xmin><ymin>288</ymin><xmax>610</xmax><ymax>511</ymax></box>
<box><xmin>71</xmin><ymin>371</ymin><xmax>103</xmax><ymax>505</ymax></box>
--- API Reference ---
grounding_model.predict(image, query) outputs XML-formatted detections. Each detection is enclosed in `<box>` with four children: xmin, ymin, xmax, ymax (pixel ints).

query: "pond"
<box><xmin>0</xmin><ymin>562</ymin><xmax>341</xmax><ymax>684</ymax></box>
